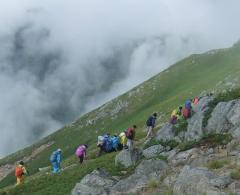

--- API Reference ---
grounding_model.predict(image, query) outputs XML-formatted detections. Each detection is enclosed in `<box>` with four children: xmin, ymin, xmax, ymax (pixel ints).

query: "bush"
<box><xmin>179</xmin><ymin>140</ymin><xmax>198</xmax><ymax>151</ymax></box>
<box><xmin>159</xmin><ymin>139</ymin><xmax>179</xmax><ymax>150</ymax></box>
<box><xmin>207</xmin><ymin>159</ymin><xmax>230</xmax><ymax>170</ymax></box>
<box><xmin>231</xmin><ymin>168</ymin><xmax>240</xmax><ymax>180</ymax></box>
<box><xmin>173</xmin><ymin>119</ymin><xmax>188</xmax><ymax>136</ymax></box>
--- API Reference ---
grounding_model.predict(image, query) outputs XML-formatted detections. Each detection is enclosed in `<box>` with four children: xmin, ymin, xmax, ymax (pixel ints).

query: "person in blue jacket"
<box><xmin>111</xmin><ymin>134</ymin><xmax>120</xmax><ymax>151</ymax></box>
<box><xmin>146</xmin><ymin>113</ymin><xmax>157</xmax><ymax>139</ymax></box>
<box><xmin>50</xmin><ymin>148</ymin><xmax>62</xmax><ymax>173</ymax></box>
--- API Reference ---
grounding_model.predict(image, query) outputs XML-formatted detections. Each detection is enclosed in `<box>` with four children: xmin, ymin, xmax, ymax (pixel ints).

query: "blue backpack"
<box><xmin>50</xmin><ymin>151</ymin><xmax>57</xmax><ymax>162</ymax></box>
<box><xmin>111</xmin><ymin>136</ymin><xmax>119</xmax><ymax>150</ymax></box>
<box><xmin>103</xmin><ymin>135</ymin><xmax>113</xmax><ymax>152</ymax></box>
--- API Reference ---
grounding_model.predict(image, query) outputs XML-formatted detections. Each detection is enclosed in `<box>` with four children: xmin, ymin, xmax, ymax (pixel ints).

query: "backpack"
<box><xmin>183</xmin><ymin>108</ymin><xmax>190</xmax><ymax>119</ymax></box>
<box><xmin>15</xmin><ymin>166</ymin><xmax>23</xmax><ymax>177</ymax></box>
<box><xmin>75</xmin><ymin>145</ymin><xmax>85</xmax><ymax>157</ymax></box>
<box><xmin>103</xmin><ymin>136</ymin><xmax>113</xmax><ymax>152</ymax></box>
<box><xmin>146</xmin><ymin>116</ymin><xmax>153</xmax><ymax>126</ymax></box>
<box><xmin>111</xmin><ymin>136</ymin><xmax>119</xmax><ymax>150</ymax></box>
<box><xmin>50</xmin><ymin>151</ymin><xmax>57</xmax><ymax>162</ymax></box>
<box><xmin>126</xmin><ymin>128</ymin><xmax>134</xmax><ymax>139</ymax></box>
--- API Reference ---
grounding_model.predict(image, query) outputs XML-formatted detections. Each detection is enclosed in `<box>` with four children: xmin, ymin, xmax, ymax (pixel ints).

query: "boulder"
<box><xmin>142</xmin><ymin>144</ymin><xmax>165</xmax><ymax>158</ymax></box>
<box><xmin>185</xmin><ymin>96</ymin><xmax>213</xmax><ymax>141</ymax></box>
<box><xmin>110</xmin><ymin>159</ymin><xmax>167</xmax><ymax>194</ymax></box>
<box><xmin>206</xmin><ymin>100</ymin><xmax>239</xmax><ymax>134</ymax></box>
<box><xmin>156</xmin><ymin>123</ymin><xmax>175</xmax><ymax>141</ymax></box>
<box><xmin>169</xmin><ymin>148</ymin><xmax>199</xmax><ymax>166</ymax></box>
<box><xmin>115</xmin><ymin>148</ymin><xmax>142</xmax><ymax>168</ymax></box>
<box><xmin>72</xmin><ymin>169</ymin><xmax>117</xmax><ymax>195</ymax></box>
<box><xmin>173</xmin><ymin>166</ymin><xmax>228</xmax><ymax>195</ymax></box>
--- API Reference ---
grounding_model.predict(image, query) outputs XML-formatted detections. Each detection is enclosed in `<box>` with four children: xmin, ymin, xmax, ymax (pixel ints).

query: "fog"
<box><xmin>0</xmin><ymin>0</ymin><xmax>240</xmax><ymax>157</ymax></box>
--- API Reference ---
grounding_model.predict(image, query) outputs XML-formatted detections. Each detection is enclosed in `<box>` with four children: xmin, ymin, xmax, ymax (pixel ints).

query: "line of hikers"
<box><xmin>170</xmin><ymin>96</ymin><xmax>200</xmax><ymax>125</ymax></box>
<box><xmin>14</xmin><ymin>113</ymin><xmax>158</xmax><ymax>185</ymax></box>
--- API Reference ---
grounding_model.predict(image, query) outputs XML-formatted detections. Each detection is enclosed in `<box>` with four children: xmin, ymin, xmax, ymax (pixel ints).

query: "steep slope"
<box><xmin>0</xmin><ymin>43</ymin><xmax>240</xmax><ymax>194</ymax></box>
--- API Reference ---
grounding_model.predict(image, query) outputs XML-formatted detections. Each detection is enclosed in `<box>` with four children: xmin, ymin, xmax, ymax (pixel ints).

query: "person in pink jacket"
<box><xmin>75</xmin><ymin>144</ymin><xmax>88</xmax><ymax>164</ymax></box>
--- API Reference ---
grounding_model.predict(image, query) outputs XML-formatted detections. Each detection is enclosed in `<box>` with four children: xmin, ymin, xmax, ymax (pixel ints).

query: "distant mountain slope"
<box><xmin>0</xmin><ymin>43</ymin><xmax>240</xmax><ymax>194</ymax></box>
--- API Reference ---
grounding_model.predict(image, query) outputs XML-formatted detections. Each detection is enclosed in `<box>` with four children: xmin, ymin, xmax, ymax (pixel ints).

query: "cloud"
<box><xmin>0</xmin><ymin>0</ymin><xmax>240</xmax><ymax>157</ymax></box>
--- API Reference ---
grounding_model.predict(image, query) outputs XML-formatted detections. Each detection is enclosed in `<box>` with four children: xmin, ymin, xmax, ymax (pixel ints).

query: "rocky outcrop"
<box><xmin>71</xmin><ymin>169</ymin><xmax>118</xmax><ymax>195</ymax></box>
<box><xmin>110</xmin><ymin>159</ymin><xmax>167</xmax><ymax>194</ymax></box>
<box><xmin>184</xmin><ymin>96</ymin><xmax>213</xmax><ymax>141</ymax></box>
<box><xmin>173</xmin><ymin>166</ymin><xmax>231</xmax><ymax>195</ymax></box>
<box><xmin>115</xmin><ymin>148</ymin><xmax>142</xmax><ymax>168</ymax></box>
<box><xmin>142</xmin><ymin>144</ymin><xmax>165</xmax><ymax>158</ymax></box>
<box><xmin>206</xmin><ymin>99</ymin><xmax>240</xmax><ymax>137</ymax></box>
<box><xmin>156</xmin><ymin>123</ymin><xmax>175</xmax><ymax>141</ymax></box>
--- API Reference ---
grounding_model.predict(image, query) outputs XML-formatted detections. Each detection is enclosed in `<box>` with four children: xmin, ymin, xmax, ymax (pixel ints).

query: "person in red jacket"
<box><xmin>15</xmin><ymin>161</ymin><xmax>28</xmax><ymax>186</ymax></box>
<box><xmin>125</xmin><ymin>125</ymin><xmax>137</xmax><ymax>150</ymax></box>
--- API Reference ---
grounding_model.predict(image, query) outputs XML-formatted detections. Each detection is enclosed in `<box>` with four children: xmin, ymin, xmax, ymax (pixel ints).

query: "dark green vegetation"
<box><xmin>172</xmin><ymin>119</ymin><xmax>188</xmax><ymax>136</ymax></box>
<box><xmin>1</xmin><ymin>43</ymin><xmax>240</xmax><ymax>194</ymax></box>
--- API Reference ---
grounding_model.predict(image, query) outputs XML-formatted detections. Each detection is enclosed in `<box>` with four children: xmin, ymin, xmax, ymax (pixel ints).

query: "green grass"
<box><xmin>231</xmin><ymin>167</ymin><xmax>240</xmax><ymax>180</ymax></box>
<box><xmin>207</xmin><ymin>159</ymin><xmax>230</xmax><ymax>170</ymax></box>
<box><xmin>1</xmin><ymin>43</ymin><xmax>240</xmax><ymax>194</ymax></box>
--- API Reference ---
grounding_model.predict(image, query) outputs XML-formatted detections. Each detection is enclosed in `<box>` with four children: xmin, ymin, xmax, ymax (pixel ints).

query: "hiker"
<box><xmin>97</xmin><ymin>134</ymin><xmax>113</xmax><ymax>156</ymax></box>
<box><xmin>50</xmin><ymin>148</ymin><xmax>62</xmax><ymax>173</ymax></box>
<box><xmin>125</xmin><ymin>125</ymin><xmax>137</xmax><ymax>150</ymax></box>
<box><xmin>111</xmin><ymin>134</ymin><xmax>120</xmax><ymax>151</ymax></box>
<box><xmin>146</xmin><ymin>113</ymin><xmax>157</xmax><ymax>138</ymax></box>
<box><xmin>170</xmin><ymin>106</ymin><xmax>182</xmax><ymax>124</ymax></box>
<box><xmin>119</xmin><ymin>132</ymin><xmax>127</xmax><ymax>149</ymax></box>
<box><xmin>192</xmin><ymin>96</ymin><xmax>200</xmax><ymax>105</ymax></box>
<box><xmin>15</xmin><ymin>161</ymin><xmax>27</xmax><ymax>186</ymax></box>
<box><xmin>183</xmin><ymin>99</ymin><xmax>192</xmax><ymax>119</ymax></box>
<box><xmin>75</xmin><ymin>144</ymin><xmax>88</xmax><ymax>164</ymax></box>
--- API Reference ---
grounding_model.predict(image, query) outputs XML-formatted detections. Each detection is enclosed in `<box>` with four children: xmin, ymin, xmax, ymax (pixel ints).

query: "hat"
<box><xmin>57</xmin><ymin>148</ymin><xmax>62</xmax><ymax>152</ymax></box>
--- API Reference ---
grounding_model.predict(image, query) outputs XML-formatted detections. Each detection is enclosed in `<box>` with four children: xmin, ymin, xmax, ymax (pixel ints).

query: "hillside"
<box><xmin>0</xmin><ymin>42</ymin><xmax>240</xmax><ymax>194</ymax></box>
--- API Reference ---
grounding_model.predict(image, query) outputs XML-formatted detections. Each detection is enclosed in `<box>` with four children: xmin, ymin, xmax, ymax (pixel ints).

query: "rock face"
<box><xmin>71</xmin><ymin>169</ymin><xmax>117</xmax><ymax>195</ymax></box>
<box><xmin>206</xmin><ymin>100</ymin><xmax>240</xmax><ymax>137</ymax></box>
<box><xmin>173</xmin><ymin>166</ymin><xmax>231</xmax><ymax>195</ymax></box>
<box><xmin>110</xmin><ymin>159</ymin><xmax>167</xmax><ymax>195</ymax></box>
<box><xmin>142</xmin><ymin>144</ymin><xmax>165</xmax><ymax>158</ymax></box>
<box><xmin>115</xmin><ymin>148</ymin><xmax>142</xmax><ymax>168</ymax></box>
<box><xmin>184</xmin><ymin>96</ymin><xmax>213</xmax><ymax>141</ymax></box>
<box><xmin>156</xmin><ymin>123</ymin><xmax>175</xmax><ymax>141</ymax></box>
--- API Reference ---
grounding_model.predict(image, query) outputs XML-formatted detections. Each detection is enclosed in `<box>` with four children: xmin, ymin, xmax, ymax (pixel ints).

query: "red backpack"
<box><xmin>126</xmin><ymin>128</ymin><xmax>134</xmax><ymax>139</ymax></box>
<box><xmin>183</xmin><ymin>108</ymin><xmax>190</xmax><ymax>119</ymax></box>
<box><xmin>15</xmin><ymin>166</ymin><xmax>23</xmax><ymax>177</ymax></box>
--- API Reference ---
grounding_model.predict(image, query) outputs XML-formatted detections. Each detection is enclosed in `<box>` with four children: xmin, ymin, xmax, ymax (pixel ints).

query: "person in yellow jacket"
<box><xmin>15</xmin><ymin>161</ymin><xmax>28</xmax><ymax>186</ymax></box>
<box><xmin>119</xmin><ymin>132</ymin><xmax>127</xmax><ymax>149</ymax></box>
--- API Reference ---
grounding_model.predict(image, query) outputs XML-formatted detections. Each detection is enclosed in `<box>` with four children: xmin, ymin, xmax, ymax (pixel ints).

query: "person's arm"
<box><xmin>22</xmin><ymin>166</ymin><xmax>28</xmax><ymax>175</ymax></box>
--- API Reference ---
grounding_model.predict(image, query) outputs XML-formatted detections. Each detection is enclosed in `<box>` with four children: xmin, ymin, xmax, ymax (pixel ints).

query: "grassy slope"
<box><xmin>1</xmin><ymin>44</ymin><xmax>240</xmax><ymax>194</ymax></box>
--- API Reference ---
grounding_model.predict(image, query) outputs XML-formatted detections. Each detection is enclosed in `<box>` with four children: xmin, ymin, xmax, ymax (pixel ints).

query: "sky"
<box><xmin>0</xmin><ymin>0</ymin><xmax>240</xmax><ymax>157</ymax></box>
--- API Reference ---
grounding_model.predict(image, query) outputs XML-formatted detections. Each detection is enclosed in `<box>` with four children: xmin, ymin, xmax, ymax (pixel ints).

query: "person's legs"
<box><xmin>127</xmin><ymin>139</ymin><xmax>133</xmax><ymax>150</ymax></box>
<box><xmin>16</xmin><ymin>177</ymin><xmax>22</xmax><ymax>185</ymax></box>
<box><xmin>52</xmin><ymin>162</ymin><xmax>60</xmax><ymax>173</ymax></box>
<box><xmin>79</xmin><ymin>155</ymin><xmax>84</xmax><ymax>164</ymax></box>
<box><xmin>146</xmin><ymin>126</ymin><xmax>153</xmax><ymax>138</ymax></box>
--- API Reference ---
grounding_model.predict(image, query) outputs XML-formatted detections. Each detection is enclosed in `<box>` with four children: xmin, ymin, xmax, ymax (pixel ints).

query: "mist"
<box><xmin>0</xmin><ymin>0</ymin><xmax>240</xmax><ymax>158</ymax></box>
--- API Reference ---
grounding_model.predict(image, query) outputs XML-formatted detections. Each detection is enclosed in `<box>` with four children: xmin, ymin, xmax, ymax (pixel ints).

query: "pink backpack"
<box><xmin>75</xmin><ymin>145</ymin><xmax>86</xmax><ymax>157</ymax></box>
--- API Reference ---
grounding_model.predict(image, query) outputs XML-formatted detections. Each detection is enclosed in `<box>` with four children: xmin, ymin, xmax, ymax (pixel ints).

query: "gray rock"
<box><xmin>185</xmin><ymin>96</ymin><xmax>213</xmax><ymax>141</ymax></box>
<box><xmin>72</xmin><ymin>169</ymin><xmax>117</xmax><ymax>195</ymax></box>
<box><xmin>173</xmin><ymin>166</ymin><xmax>219</xmax><ymax>195</ymax></box>
<box><xmin>229</xmin><ymin>182</ymin><xmax>240</xmax><ymax>193</ymax></box>
<box><xmin>169</xmin><ymin>148</ymin><xmax>199</xmax><ymax>166</ymax></box>
<box><xmin>209</xmin><ymin>176</ymin><xmax>231</xmax><ymax>188</ymax></box>
<box><xmin>110</xmin><ymin>159</ymin><xmax>167</xmax><ymax>195</ymax></box>
<box><xmin>142</xmin><ymin>144</ymin><xmax>165</xmax><ymax>158</ymax></box>
<box><xmin>115</xmin><ymin>148</ymin><xmax>142</xmax><ymax>168</ymax></box>
<box><xmin>156</xmin><ymin>123</ymin><xmax>175</xmax><ymax>141</ymax></box>
<box><xmin>206</xmin><ymin>100</ymin><xmax>237</xmax><ymax>134</ymax></box>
